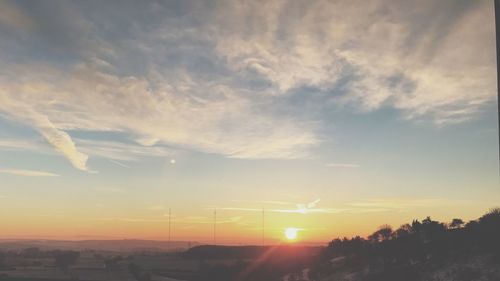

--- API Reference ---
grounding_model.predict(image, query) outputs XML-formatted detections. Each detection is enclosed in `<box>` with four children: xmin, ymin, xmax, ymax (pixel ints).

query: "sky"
<box><xmin>0</xmin><ymin>0</ymin><xmax>498</xmax><ymax>244</ymax></box>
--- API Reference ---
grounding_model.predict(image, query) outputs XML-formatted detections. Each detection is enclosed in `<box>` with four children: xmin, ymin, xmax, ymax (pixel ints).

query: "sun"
<box><xmin>284</xmin><ymin>228</ymin><xmax>299</xmax><ymax>240</ymax></box>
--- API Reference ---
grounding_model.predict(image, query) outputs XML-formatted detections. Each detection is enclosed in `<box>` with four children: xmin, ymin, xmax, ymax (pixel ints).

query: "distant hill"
<box><xmin>0</xmin><ymin>239</ymin><xmax>198</xmax><ymax>252</ymax></box>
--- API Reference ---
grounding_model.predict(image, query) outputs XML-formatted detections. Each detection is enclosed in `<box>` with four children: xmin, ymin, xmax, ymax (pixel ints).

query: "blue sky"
<box><xmin>0</xmin><ymin>0</ymin><xmax>498</xmax><ymax>242</ymax></box>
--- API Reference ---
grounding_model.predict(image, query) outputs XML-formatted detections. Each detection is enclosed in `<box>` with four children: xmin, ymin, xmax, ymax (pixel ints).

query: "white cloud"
<box><xmin>0</xmin><ymin>109</ymin><xmax>90</xmax><ymax>172</ymax></box>
<box><xmin>213</xmin><ymin>0</ymin><xmax>495</xmax><ymax>124</ymax></box>
<box><xmin>0</xmin><ymin>62</ymin><xmax>318</xmax><ymax>169</ymax></box>
<box><xmin>135</xmin><ymin>136</ymin><xmax>160</xmax><ymax>147</ymax></box>
<box><xmin>75</xmin><ymin>139</ymin><xmax>171</xmax><ymax>161</ymax></box>
<box><xmin>0</xmin><ymin>169</ymin><xmax>59</xmax><ymax>177</ymax></box>
<box><xmin>348</xmin><ymin>198</ymin><xmax>450</xmax><ymax>211</ymax></box>
<box><xmin>0</xmin><ymin>0</ymin><xmax>494</xmax><ymax>171</ymax></box>
<box><xmin>273</xmin><ymin>199</ymin><xmax>348</xmax><ymax>214</ymax></box>
<box><xmin>217</xmin><ymin>198</ymin><xmax>453</xmax><ymax>215</ymax></box>
<box><xmin>0</xmin><ymin>138</ymin><xmax>46</xmax><ymax>151</ymax></box>
<box><xmin>29</xmin><ymin>112</ymin><xmax>90</xmax><ymax>172</ymax></box>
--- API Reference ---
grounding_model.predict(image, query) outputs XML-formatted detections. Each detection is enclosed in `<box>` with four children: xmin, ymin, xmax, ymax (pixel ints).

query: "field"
<box><xmin>0</xmin><ymin>243</ymin><xmax>321</xmax><ymax>281</ymax></box>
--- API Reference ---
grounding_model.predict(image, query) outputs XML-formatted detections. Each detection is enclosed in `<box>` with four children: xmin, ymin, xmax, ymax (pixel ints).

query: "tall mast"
<box><xmin>495</xmin><ymin>0</ymin><xmax>500</xmax><ymax>172</ymax></box>
<box><xmin>262</xmin><ymin>208</ymin><xmax>265</xmax><ymax>246</ymax></box>
<box><xmin>213</xmin><ymin>208</ymin><xmax>217</xmax><ymax>245</ymax></box>
<box><xmin>168</xmin><ymin>208</ymin><xmax>171</xmax><ymax>243</ymax></box>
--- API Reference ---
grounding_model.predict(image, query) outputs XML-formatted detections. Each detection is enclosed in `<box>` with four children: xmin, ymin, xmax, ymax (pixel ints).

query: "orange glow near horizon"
<box><xmin>0</xmin><ymin>203</ymin><xmax>492</xmax><ymax>245</ymax></box>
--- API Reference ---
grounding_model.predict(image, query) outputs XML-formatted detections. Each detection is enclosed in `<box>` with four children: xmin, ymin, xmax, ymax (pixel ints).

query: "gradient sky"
<box><xmin>0</xmin><ymin>0</ymin><xmax>498</xmax><ymax>244</ymax></box>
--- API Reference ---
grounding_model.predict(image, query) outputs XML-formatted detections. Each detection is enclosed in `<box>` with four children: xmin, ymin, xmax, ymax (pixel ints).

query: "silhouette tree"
<box><xmin>392</xmin><ymin>224</ymin><xmax>412</xmax><ymax>239</ymax></box>
<box><xmin>411</xmin><ymin>219</ymin><xmax>422</xmax><ymax>233</ymax></box>
<box><xmin>476</xmin><ymin>208</ymin><xmax>500</xmax><ymax>251</ymax></box>
<box><xmin>420</xmin><ymin>217</ymin><xmax>446</xmax><ymax>241</ymax></box>
<box><xmin>478</xmin><ymin>208</ymin><xmax>500</xmax><ymax>225</ymax></box>
<box><xmin>319</xmin><ymin>208</ymin><xmax>500</xmax><ymax>281</ymax></box>
<box><xmin>449</xmin><ymin>218</ymin><xmax>464</xmax><ymax>229</ymax></box>
<box><xmin>369</xmin><ymin>225</ymin><xmax>393</xmax><ymax>243</ymax></box>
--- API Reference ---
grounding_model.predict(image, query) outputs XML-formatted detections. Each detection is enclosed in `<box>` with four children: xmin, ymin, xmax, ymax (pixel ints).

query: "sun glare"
<box><xmin>284</xmin><ymin>228</ymin><xmax>299</xmax><ymax>240</ymax></box>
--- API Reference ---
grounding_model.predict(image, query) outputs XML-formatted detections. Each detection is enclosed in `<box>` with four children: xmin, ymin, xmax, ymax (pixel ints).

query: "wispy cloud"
<box><xmin>217</xmin><ymin>199</ymin><xmax>348</xmax><ymax>214</ymax></box>
<box><xmin>272</xmin><ymin>199</ymin><xmax>350</xmax><ymax>214</ymax></box>
<box><xmin>213</xmin><ymin>198</ymin><xmax>452</xmax><ymax>215</ymax></box>
<box><xmin>109</xmin><ymin>159</ymin><xmax>130</xmax><ymax>168</ymax></box>
<box><xmin>0</xmin><ymin>168</ymin><xmax>59</xmax><ymax>177</ymax></box>
<box><xmin>0</xmin><ymin>138</ymin><xmax>46</xmax><ymax>151</ymax></box>
<box><xmin>0</xmin><ymin>62</ymin><xmax>318</xmax><ymax>168</ymax></box>
<box><xmin>76</xmin><ymin>139</ymin><xmax>172</xmax><ymax>162</ymax></box>
<box><xmin>25</xmin><ymin>111</ymin><xmax>90</xmax><ymax>172</ymax></box>
<box><xmin>0</xmin><ymin>0</ymin><xmax>494</xmax><ymax>171</ymax></box>
<box><xmin>348</xmin><ymin>198</ymin><xmax>450</xmax><ymax>212</ymax></box>
<box><xmin>325</xmin><ymin>163</ymin><xmax>360</xmax><ymax>168</ymax></box>
<box><xmin>214</xmin><ymin>0</ymin><xmax>494</xmax><ymax>124</ymax></box>
<box><xmin>272</xmin><ymin>208</ymin><xmax>349</xmax><ymax>214</ymax></box>
<box><xmin>0</xmin><ymin>137</ymin><xmax>169</xmax><ymax>166</ymax></box>
<box><xmin>92</xmin><ymin>214</ymin><xmax>244</xmax><ymax>225</ymax></box>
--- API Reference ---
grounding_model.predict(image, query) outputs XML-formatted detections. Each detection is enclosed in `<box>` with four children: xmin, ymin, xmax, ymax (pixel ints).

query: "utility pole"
<box><xmin>213</xmin><ymin>208</ymin><xmax>217</xmax><ymax>245</ymax></box>
<box><xmin>262</xmin><ymin>208</ymin><xmax>265</xmax><ymax>246</ymax></box>
<box><xmin>168</xmin><ymin>208</ymin><xmax>171</xmax><ymax>243</ymax></box>
<box><xmin>495</xmin><ymin>0</ymin><xmax>500</xmax><ymax>172</ymax></box>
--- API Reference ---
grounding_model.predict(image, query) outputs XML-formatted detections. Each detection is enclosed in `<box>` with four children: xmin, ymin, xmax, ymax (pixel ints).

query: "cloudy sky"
<box><xmin>0</xmin><ymin>0</ymin><xmax>498</xmax><ymax>243</ymax></box>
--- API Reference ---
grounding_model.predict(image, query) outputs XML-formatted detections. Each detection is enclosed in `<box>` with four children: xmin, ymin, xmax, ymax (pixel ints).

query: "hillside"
<box><xmin>304</xmin><ymin>208</ymin><xmax>500</xmax><ymax>281</ymax></box>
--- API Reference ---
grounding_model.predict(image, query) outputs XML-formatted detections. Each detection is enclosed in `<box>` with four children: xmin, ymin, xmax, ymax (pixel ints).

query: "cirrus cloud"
<box><xmin>0</xmin><ymin>0</ymin><xmax>494</xmax><ymax>171</ymax></box>
<box><xmin>0</xmin><ymin>168</ymin><xmax>59</xmax><ymax>177</ymax></box>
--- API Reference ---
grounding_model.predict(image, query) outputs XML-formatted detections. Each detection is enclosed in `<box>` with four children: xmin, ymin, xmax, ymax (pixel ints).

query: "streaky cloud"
<box><xmin>325</xmin><ymin>163</ymin><xmax>360</xmax><ymax>168</ymax></box>
<box><xmin>108</xmin><ymin>159</ymin><xmax>130</xmax><ymax>168</ymax></box>
<box><xmin>0</xmin><ymin>0</ymin><xmax>494</xmax><ymax>171</ymax></box>
<box><xmin>29</xmin><ymin>113</ymin><xmax>90</xmax><ymax>172</ymax></box>
<box><xmin>0</xmin><ymin>168</ymin><xmax>59</xmax><ymax>177</ymax></box>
